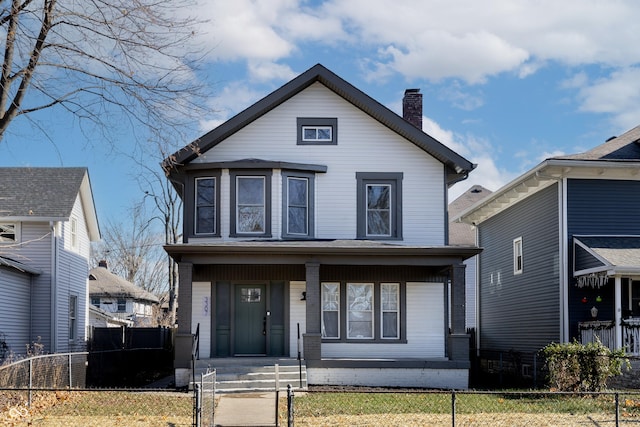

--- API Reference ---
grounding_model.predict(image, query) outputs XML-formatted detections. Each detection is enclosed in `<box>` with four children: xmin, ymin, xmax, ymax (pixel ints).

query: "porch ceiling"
<box><xmin>164</xmin><ymin>239</ymin><xmax>481</xmax><ymax>266</ymax></box>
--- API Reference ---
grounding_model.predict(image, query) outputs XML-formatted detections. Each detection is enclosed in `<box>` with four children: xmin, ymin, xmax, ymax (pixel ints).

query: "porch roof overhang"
<box><xmin>164</xmin><ymin>239</ymin><xmax>481</xmax><ymax>266</ymax></box>
<box><xmin>0</xmin><ymin>255</ymin><xmax>41</xmax><ymax>275</ymax></box>
<box><xmin>574</xmin><ymin>236</ymin><xmax>640</xmax><ymax>278</ymax></box>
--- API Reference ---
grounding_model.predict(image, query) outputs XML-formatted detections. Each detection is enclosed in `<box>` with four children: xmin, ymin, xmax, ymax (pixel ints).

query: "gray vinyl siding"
<box><xmin>18</xmin><ymin>222</ymin><xmax>54</xmax><ymax>352</ymax></box>
<box><xmin>0</xmin><ymin>267</ymin><xmax>31</xmax><ymax>356</ymax></box>
<box><xmin>566</xmin><ymin>178</ymin><xmax>640</xmax><ymax>339</ymax></box>
<box><xmin>478</xmin><ymin>183</ymin><xmax>560</xmax><ymax>355</ymax></box>
<box><xmin>56</xmin><ymin>246</ymin><xmax>89</xmax><ymax>351</ymax></box>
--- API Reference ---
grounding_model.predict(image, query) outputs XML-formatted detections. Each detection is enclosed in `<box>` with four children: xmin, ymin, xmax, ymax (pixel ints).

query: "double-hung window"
<box><xmin>69</xmin><ymin>295</ymin><xmax>78</xmax><ymax>340</ymax></box>
<box><xmin>282</xmin><ymin>171</ymin><xmax>315</xmax><ymax>238</ymax></box>
<box><xmin>513</xmin><ymin>237</ymin><xmax>523</xmax><ymax>274</ymax></box>
<box><xmin>347</xmin><ymin>283</ymin><xmax>373</xmax><ymax>339</ymax></box>
<box><xmin>195</xmin><ymin>177</ymin><xmax>216</xmax><ymax>234</ymax></box>
<box><xmin>321</xmin><ymin>283</ymin><xmax>340</xmax><ymax>338</ymax></box>
<box><xmin>231</xmin><ymin>171</ymin><xmax>272</xmax><ymax>237</ymax></box>
<box><xmin>381</xmin><ymin>283</ymin><xmax>400</xmax><ymax>339</ymax></box>
<box><xmin>356</xmin><ymin>172</ymin><xmax>403</xmax><ymax>239</ymax></box>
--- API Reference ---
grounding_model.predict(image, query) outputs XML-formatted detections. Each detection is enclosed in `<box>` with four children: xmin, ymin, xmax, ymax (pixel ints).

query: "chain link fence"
<box><xmin>283</xmin><ymin>388</ymin><xmax>640</xmax><ymax>426</ymax></box>
<box><xmin>193</xmin><ymin>369</ymin><xmax>216</xmax><ymax>427</ymax></box>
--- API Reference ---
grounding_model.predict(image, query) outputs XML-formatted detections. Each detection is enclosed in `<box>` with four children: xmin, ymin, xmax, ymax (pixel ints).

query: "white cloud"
<box><xmin>422</xmin><ymin>117</ymin><xmax>516</xmax><ymax>199</ymax></box>
<box><xmin>199</xmin><ymin>82</ymin><xmax>265</xmax><ymax>132</ymax></box>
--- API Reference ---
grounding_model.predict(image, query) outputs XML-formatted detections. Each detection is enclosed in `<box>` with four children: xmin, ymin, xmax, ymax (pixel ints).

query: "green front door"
<box><xmin>234</xmin><ymin>284</ymin><xmax>267</xmax><ymax>355</ymax></box>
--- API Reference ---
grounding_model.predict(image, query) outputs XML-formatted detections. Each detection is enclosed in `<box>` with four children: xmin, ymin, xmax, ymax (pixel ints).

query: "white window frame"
<box><xmin>236</xmin><ymin>175</ymin><xmax>266</xmax><ymax>235</ymax></box>
<box><xmin>70</xmin><ymin>217</ymin><xmax>78</xmax><ymax>250</ymax></box>
<box><xmin>117</xmin><ymin>298</ymin><xmax>127</xmax><ymax>312</ymax></box>
<box><xmin>195</xmin><ymin>176</ymin><xmax>216</xmax><ymax>235</ymax></box>
<box><xmin>302</xmin><ymin>125</ymin><xmax>332</xmax><ymax>142</ymax></box>
<box><xmin>321</xmin><ymin>282</ymin><xmax>340</xmax><ymax>339</ymax></box>
<box><xmin>0</xmin><ymin>222</ymin><xmax>19</xmax><ymax>243</ymax></box>
<box><xmin>69</xmin><ymin>295</ymin><xmax>78</xmax><ymax>341</ymax></box>
<box><xmin>381</xmin><ymin>283</ymin><xmax>400</xmax><ymax>339</ymax></box>
<box><xmin>514</xmin><ymin>237</ymin><xmax>523</xmax><ymax>275</ymax></box>
<box><xmin>347</xmin><ymin>283</ymin><xmax>374</xmax><ymax>339</ymax></box>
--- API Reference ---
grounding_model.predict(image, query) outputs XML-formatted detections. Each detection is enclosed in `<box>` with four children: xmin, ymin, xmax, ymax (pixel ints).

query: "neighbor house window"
<box><xmin>117</xmin><ymin>298</ymin><xmax>126</xmax><ymax>312</ymax></box>
<box><xmin>321</xmin><ymin>283</ymin><xmax>340</xmax><ymax>339</ymax></box>
<box><xmin>91</xmin><ymin>297</ymin><xmax>100</xmax><ymax>307</ymax></box>
<box><xmin>195</xmin><ymin>177</ymin><xmax>216</xmax><ymax>234</ymax></box>
<box><xmin>230</xmin><ymin>171</ymin><xmax>272</xmax><ymax>237</ymax></box>
<box><xmin>381</xmin><ymin>283</ymin><xmax>400</xmax><ymax>339</ymax></box>
<box><xmin>356</xmin><ymin>173</ymin><xmax>403</xmax><ymax>239</ymax></box>
<box><xmin>0</xmin><ymin>223</ymin><xmax>18</xmax><ymax>243</ymax></box>
<box><xmin>69</xmin><ymin>295</ymin><xmax>78</xmax><ymax>340</ymax></box>
<box><xmin>297</xmin><ymin>118</ymin><xmax>338</xmax><ymax>145</ymax></box>
<box><xmin>347</xmin><ymin>283</ymin><xmax>373</xmax><ymax>339</ymax></box>
<box><xmin>70</xmin><ymin>217</ymin><xmax>78</xmax><ymax>250</ymax></box>
<box><xmin>514</xmin><ymin>237</ymin><xmax>523</xmax><ymax>274</ymax></box>
<box><xmin>282</xmin><ymin>171</ymin><xmax>315</xmax><ymax>238</ymax></box>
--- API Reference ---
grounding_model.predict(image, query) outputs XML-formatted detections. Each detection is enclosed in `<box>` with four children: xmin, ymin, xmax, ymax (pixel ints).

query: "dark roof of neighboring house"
<box><xmin>553</xmin><ymin>125</ymin><xmax>640</xmax><ymax>161</ymax></box>
<box><xmin>89</xmin><ymin>265</ymin><xmax>159</xmax><ymax>303</ymax></box>
<box><xmin>0</xmin><ymin>167</ymin><xmax>88</xmax><ymax>218</ymax></box>
<box><xmin>164</xmin><ymin>63</ymin><xmax>475</xmax><ymax>185</ymax></box>
<box><xmin>448</xmin><ymin>185</ymin><xmax>492</xmax><ymax>245</ymax></box>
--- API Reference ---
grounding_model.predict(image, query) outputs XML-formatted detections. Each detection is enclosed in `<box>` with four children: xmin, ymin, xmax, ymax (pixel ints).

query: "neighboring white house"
<box><xmin>89</xmin><ymin>260</ymin><xmax>160</xmax><ymax>326</ymax></box>
<box><xmin>163</xmin><ymin>64</ymin><xmax>480</xmax><ymax>389</ymax></box>
<box><xmin>0</xmin><ymin>167</ymin><xmax>100</xmax><ymax>356</ymax></box>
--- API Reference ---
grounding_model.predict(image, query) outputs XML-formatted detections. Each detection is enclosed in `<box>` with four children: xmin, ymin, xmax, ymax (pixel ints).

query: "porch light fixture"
<box><xmin>301</xmin><ymin>292</ymin><xmax>306</xmax><ymax>301</ymax></box>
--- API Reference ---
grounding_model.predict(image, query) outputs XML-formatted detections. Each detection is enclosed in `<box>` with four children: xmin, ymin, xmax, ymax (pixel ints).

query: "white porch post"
<box><xmin>615</xmin><ymin>275</ymin><xmax>622</xmax><ymax>349</ymax></box>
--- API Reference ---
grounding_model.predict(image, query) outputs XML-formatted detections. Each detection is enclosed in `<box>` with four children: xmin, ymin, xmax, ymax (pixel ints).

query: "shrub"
<box><xmin>541</xmin><ymin>339</ymin><xmax>628</xmax><ymax>392</ymax></box>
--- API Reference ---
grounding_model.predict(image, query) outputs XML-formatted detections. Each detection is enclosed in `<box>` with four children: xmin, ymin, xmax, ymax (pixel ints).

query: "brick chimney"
<box><xmin>403</xmin><ymin>88</ymin><xmax>422</xmax><ymax>129</ymax></box>
<box><xmin>98</xmin><ymin>260</ymin><xmax>108</xmax><ymax>269</ymax></box>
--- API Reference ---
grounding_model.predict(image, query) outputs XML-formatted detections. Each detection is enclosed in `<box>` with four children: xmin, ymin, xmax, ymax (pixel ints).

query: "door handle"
<box><xmin>262</xmin><ymin>316</ymin><xmax>267</xmax><ymax>336</ymax></box>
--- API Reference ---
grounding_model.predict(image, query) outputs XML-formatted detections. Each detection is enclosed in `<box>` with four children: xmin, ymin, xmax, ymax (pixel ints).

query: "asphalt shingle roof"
<box><xmin>0</xmin><ymin>167</ymin><xmax>88</xmax><ymax>218</ymax></box>
<box><xmin>576</xmin><ymin>236</ymin><xmax>640</xmax><ymax>268</ymax></box>
<box><xmin>553</xmin><ymin>125</ymin><xmax>640</xmax><ymax>161</ymax></box>
<box><xmin>449</xmin><ymin>185</ymin><xmax>491</xmax><ymax>245</ymax></box>
<box><xmin>89</xmin><ymin>265</ymin><xmax>159</xmax><ymax>303</ymax></box>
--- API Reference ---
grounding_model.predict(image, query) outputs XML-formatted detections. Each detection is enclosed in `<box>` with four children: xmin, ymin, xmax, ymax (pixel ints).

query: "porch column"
<box><xmin>448</xmin><ymin>262</ymin><xmax>469</xmax><ymax>361</ymax></box>
<box><xmin>303</xmin><ymin>262</ymin><xmax>321</xmax><ymax>361</ymax></box>
<box><xmin>615</xmin><ymin>275</ymin><xmax>622</xmax><ymax>349</ymax></box>
<box><xmin>175</xmin><ymin>262</ymin><xmax>193</xmax><ymax>370</ymax></box>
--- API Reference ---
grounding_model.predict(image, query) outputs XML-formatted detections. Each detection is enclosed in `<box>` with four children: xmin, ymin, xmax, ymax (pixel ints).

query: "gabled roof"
<box><xmin>0</xmin><ymin>167</ymin><xmax>100</xmax><ymax>241</ymax></box>
<box><xmin>89</xmin><ymin>265</ymin><xmax>159</xmax><ymax>303</ymax></box>
<box><xmin>164</xmin><ymin>64</ymin><xmax>475</xmax><ymax>185</ymax></box>
<box><xmin>574</xmin><ymin>236</ymin><xmax>640</xmax><ymax>277</ymax></box>
<box><xmin>448</xmin><ymin>185</ymin><xmax>492</xmax><ymax>245</ymax></box>
<box><xmin>455</xmin><ymin>124</ymin><xmax>640</xmax><ymax>225</ymax></box>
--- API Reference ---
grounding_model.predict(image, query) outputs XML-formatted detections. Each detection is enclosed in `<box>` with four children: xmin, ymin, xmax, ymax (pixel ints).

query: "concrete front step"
<box><xmin>192</xmin><ymin>357</ymin><xmax>307</xmax><ymax>393</ymax></box>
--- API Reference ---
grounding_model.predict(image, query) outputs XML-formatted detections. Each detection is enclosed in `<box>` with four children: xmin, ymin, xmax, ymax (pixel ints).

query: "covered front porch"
<box><xmin>574</xmin><ymin>236</ymin><xmax>640</xmax><ymax>355</ymax></box>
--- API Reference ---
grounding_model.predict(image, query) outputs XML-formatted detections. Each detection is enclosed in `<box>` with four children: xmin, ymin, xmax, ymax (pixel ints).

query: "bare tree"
<box><xmin>92</xmin><ymin>202</ymin><xmax>167</xmax><ymax>295</ymax></box>
<box><xmin>0</xmin><ymin>0</ymin><xmax>210</xmax><ymax>143</ymax></box>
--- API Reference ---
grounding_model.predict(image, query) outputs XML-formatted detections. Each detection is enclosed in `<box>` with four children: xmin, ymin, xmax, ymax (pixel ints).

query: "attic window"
<box><xmin>89</xmin><ymin>274</ymin><xmax>97</xmax><ymax>280</ymax></box>
<box><xmin>297</xmin><ymin>118</ymin><xmax>338</xmax><ymax>145</ymax></box>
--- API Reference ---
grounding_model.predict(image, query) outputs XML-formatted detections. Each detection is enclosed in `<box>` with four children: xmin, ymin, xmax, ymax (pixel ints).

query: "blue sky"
<box><xmin>2</xmin><ymin>0</ymin><xmax>640</xmax><ymax>228</ymax></box>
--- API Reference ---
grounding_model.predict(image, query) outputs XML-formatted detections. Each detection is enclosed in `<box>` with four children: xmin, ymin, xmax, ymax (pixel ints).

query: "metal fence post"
<box><xmin>615</xmin><ymin>392</ymin><xmax>619</xmax><ymax>427</ymax></box>
<box><xmin>28</xmin><ymin>358</ymin><xmax>32</xmax><ymax>408</ymax></box>
<box><xmin>287</xmin><ymin>384</ymin><xmax>294</xmax><ymax>427</ymax></box>
<box><xmin>68</xmin><ymin>353</ymin><xmax>72</xmax><ymax>389</ymax></box>
<box><xmin>451</xmin><ymin>390</ymin><xmax>456</xmax><ymax>427</ymax></box>
<box><xmin>194</xmin><ymin>382</ymin><xmax>201</xmax><ymax>427</ymax></box>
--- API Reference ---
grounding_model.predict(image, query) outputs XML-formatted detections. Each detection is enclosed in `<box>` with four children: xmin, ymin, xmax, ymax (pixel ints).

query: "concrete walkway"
<box><xmin>214</xmin><ymin>392</ymin><xmax>277</xmax><ymax>427</ymax></box>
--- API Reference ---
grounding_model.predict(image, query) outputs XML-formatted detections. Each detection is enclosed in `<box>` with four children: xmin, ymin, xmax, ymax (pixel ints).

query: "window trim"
<box><xmin>347</xmin><ymin>283</ymin><xmax>374</xmax><ymax>339</ymax></box>
<box><xmin>194</xmin><ymin>176</ymin><xmax>218</xmax><ymax>235</ymax></box>
<box><xmin>297</xmin><ymin>117</ymin><xmax>338</xmax><ymax>145</ymax></box>
<box><xmin>321</xmin><ymin>282</ymin><xmax>340</xmax><ymax>339</ymax></box>
<box><xmin>185</xmin><ymin>170</ymin><xmax>221</xmax><ymax>239</ymax></box>
<box><xmin>356</xmin><ymin>172</ymin><xmax>403</xmax><ymax>240</ymax></box>
<box><xmin>321</xmin><ymin>281</ymin><xmax>406</xmax><ymax>343</ymax></box>
<box><xmin>230</xmin><ymin>170</ymin><xmax>272</xmax><ymax>238</ymax></box>
<box><xmin>514</xmin><ymin>236</ymin><xmax>523</xmax><ymax>275</ymax></box>
<box><xmin>381</xmin><ymin>283</ymin><xmax>400</xmax><ymax>339</ymax></box>
<box><xmin>70</xmin><ymin>217</ymin><xmax>78</xmax><ymax>250</ymax></box>
<box><xmin>69</xmin><ymin>294</ymin><xmax>78</xmax><ymax>341</ymax></box>
<box><xmin>0</xmin><ymin>222</ymin><xmax>19</xmax><ymax>244</ymax></box>
<box><xmin>282</xmin><ymin>171</ymin><xmax>315</xmax><ymax>239</ymax></box>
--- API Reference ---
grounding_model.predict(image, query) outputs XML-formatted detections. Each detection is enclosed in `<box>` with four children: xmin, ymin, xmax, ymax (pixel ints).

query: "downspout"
<box><xmin>560</xmin><ymin>177</ymin><xmax>569</xmax><ymax>343</ymax></box>
<box><xmin>50</xmin><ymin>221</ymin><xmax>58</xmax><ymax>353</ymax></box>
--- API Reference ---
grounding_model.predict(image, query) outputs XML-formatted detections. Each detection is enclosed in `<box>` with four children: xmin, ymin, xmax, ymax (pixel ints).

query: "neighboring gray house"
<box><xmin>449</xmin><ymin>185</ymin><xmax>492</xmax><ymax>329</ymax></box>
<box><xmin>456</xmin><ymin>125</ymin><xmax>640</xmax><ymax>374</ymax></box>
<box><xmin>0</xmin><ymin>167</ymin><xmax>100</xmax><ymax>356</ymax></box>
<box><xmin>89</xmin><ymin>260</ymin><xmax>160</xmax><ymax>326</ymax></box>
<box><xmin>163</xmin><ymin>64</ymin><xmax>479</xmax><ymax>389</ymax></box>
